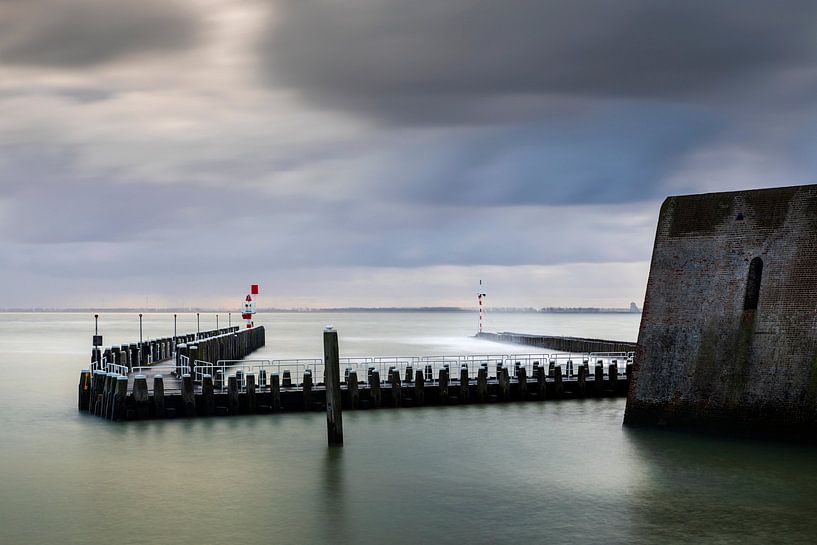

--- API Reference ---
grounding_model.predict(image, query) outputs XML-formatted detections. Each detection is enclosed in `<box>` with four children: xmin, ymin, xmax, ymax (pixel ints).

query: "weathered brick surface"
<box><xmin>624</xmin><ymin>185</ymin><xmax>817</xmax><ymax>440</ymax></box>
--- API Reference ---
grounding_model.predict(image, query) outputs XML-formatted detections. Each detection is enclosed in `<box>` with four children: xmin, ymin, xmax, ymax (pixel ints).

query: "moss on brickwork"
<box><xmin>669</xmin><ymin>192</ymin><xmax>734</xmax><ymax>237</ymax></box>
<box><xmin>744</xmin><ymin>186</ymin><xmax>797</xmax><ymax>230</ymax></box>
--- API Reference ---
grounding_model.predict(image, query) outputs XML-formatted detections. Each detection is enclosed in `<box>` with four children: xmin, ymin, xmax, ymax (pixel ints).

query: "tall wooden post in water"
<box><xmin>324</xmin><ymin>326</ymin><xmax>344</xmax><ymax>446</ymax></box>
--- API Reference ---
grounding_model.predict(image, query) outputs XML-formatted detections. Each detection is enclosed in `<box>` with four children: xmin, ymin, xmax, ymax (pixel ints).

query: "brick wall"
<box><xmin>624</xmin><ymin>184</ymin><xmax>817</xmax><ymax>439</ymax></box>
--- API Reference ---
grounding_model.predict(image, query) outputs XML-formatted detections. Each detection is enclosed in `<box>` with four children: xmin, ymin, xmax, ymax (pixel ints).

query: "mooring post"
<box><xmin>324</xmin><ymin>326</ymin><xmax>344</xmax><ymax>446</ymax></box>
<box><xmin>594</xmin><ymin>361</ymin><xmax>604</xmax><ymax>395</ymax></box>
<box><xmin>460</xmin><ymin>365</ymin><xmax>470</xmax><ymax>403</ymax></box>
<box><xmin>370</xmin><ymin>370</ymin><xmax>382</xmax><ymax>408</ymax></box>
<box><xmin>228</xmin><ymin>375</ymin><xmax>240</xmax><ymax>415</ymax></box>
<box><xmin>78</xmin><ymin>370</ymin><xmax>91</xmax><ymax>411</ymax></box>
<box><xmin>270</xmin><ymin>373</ymin><xmax>281</xmax><ymax>412</ymax></box>
<box><xmin>133</xmin><ymin>375</ymin><xmax>150</xmax><ymax>419</ymax></box>
<box><xmin>516</xmin><ymin>366</ymin><xmax>527</xmax><ymax>400</ymax></box>
<box><xmin>414</xmin><ymin>368</ymin><xmax>425</xmax><ymax>405</ymax></box>
<box><xmin>439</xmin><ymin>368</ymin><xmax>449</xmax><ymax>404</ymax></box>
<box><xmin>497</xmin><ymin>366</ymin><xmax>509</xmax><ymax>402</ymax></box>
<box><xmin>535</xmin><ymin>363</ymin><xmax>546</xmax><ymax>399</ymax></box>
<box><xmin>609</xmin><ymin>362</ymin><xmax>618</xmax><ymax>394</ymax></box>
<box><xmin>390</xmin><ymin>368</ymin><xmax>402</xmax><ymax>407</ymax></box>
<box><xmin>476</xmin><ymin>366</ymin><xmax>487</xmax><ymax>402</ymax></box>
<box><xmin>246</xmin><ymin>374</ymin><xmax>257</xmax><ymax>414</ymax></box>
<box><xmin>303</xmin><ymin>370</ymin><xmax>313</xmax><ymax>410</ymax></box>
<box><xmin>577</xmin><ymin>364</ymin><xmax>587</xmax><ymax>397</ymax></box>
<box><xmin>181</xmin><ymin>374</ymin><xmax>196</xmax><ymax>417</ymax></box>
<box><xmin>553</xmin><ymin>366</ymin><xmax>564</xmax><ymax>398</ymax></box>
<box><xmin>112</xmin><ymin>376</ymin><xmax>128</xmax><ymax>421</ymax></box>
<box><xmin>153</xmin><ymin>375</ymin><xmax>165</xmax><ymax>418</ymax></box>
<box><xmin>202</xmin><ymin>374</ymin><xmax>215</xmax><ymax>416</ymax></box>
<box><xmin>348</xmin><ymin>371</ymin><xmax>360</xmax><ymax>409</ymax></box>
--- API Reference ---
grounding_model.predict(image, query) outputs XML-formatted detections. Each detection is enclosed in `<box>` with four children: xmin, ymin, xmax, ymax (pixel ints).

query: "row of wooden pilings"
<box><xmin>174</xmin><ymin>326</ymin><xmax>266</xmax><ymax>377</ymax></box>
<box><xmin>90</xmin><ymin>326</ymin><xmax>241</xmax><ymax>371</ymax></box>
<box><xmin>78</xmin><ymin>354</ymin><xmax>630</xmax><ymax>425</ymax></box>
<box><xmin>78</xmin><ymin>326</ymin><xmax>266</xmax><ymax>421</ymax></box>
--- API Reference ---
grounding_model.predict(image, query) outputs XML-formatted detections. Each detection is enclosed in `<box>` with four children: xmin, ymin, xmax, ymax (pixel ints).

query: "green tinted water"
<box><xmin>1</xmin><ymin>312</ymin><xmax>815</xmax><ymax>544</ymax></box>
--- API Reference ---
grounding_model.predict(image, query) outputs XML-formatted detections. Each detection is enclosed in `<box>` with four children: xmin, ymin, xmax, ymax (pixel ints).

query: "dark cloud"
<box><xmin>260</xmin><ymin>0</ymin><xmax>817</xmax><ymax>124</ymax></box>
<box><xmin>0</xmin><ymin>0</ymin><xmax>199</xmax><ymax>67</ymax></box>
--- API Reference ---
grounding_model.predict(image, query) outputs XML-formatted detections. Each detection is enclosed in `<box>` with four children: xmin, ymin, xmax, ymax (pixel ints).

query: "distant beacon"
<box><xmin>242</xmin><ymin>284</ymin><xmax>259</xmax><ymax>328</ymax></box>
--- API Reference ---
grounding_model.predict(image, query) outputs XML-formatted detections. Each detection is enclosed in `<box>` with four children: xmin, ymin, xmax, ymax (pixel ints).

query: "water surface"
<box><xmin>0</xmin><ymin>312</ymin><xmax>814</xmax><ymax>544</ymax></box>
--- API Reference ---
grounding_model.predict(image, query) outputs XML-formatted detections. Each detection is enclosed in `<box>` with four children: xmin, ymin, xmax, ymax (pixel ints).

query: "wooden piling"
<box><xmin>516</xmin><ymin>366</ymin><xmax>527</xmax><ymax>400</ymax></box>
<box><xmin>498</xmin><ymin>367</ymin><xmax>509</xmax><ymax>402</ymax></box>
<box><xmin>324</xmin><ymin>327</ymin><xmax>343</xmax><ymax>446</ymax></box>
<box><xmin>439</xmin><ymin>368</ymin><xmax>449</xmax><ymax>404</ymax></box>
<box><xmin>228</xmin><ymin>375</ymin><xmax>240</xmax><ymax>415</ymax></box>
<box><xmin>282</xmin><ymin>370</ymin><xmax>292</xmax><ymax>388</ymax></box>
<box><xmin>414</xmin><ymin>368</ymin><xmax>425</xmax><ymax>405</ymax></box>
<box><xmin>246</xmin><ymin>374</ymin><xmax>257</xmax><ymax>414</ymax></box>
<box><xmin>88</xmin><ymin>370</ymin><xmax>106</xmax><ymax>415</ymax></box>
<box><xmin>535</xmin><ymin>364</ymin><xmax>546</xmax><ymax>399</ymax></box>
<box><xmin>460</xmin><ymin>366</ymin><xmax>470</xmax><ymax>403</ymax></box>
<box><xmin>202</xmin><ymin>374</ymin><xmax>215</xmax><ymax>416</ymax></box>
<box><xmin>153</xmin><ymin>375</ymin><xmax>165</xmax><ymax>418</ymax></box>
<box><xmin>594</xmin><ymin>362</ymin><xmax>604</xmax><ymax>394</ymax></box>
<box><xmin>370</xmin><ymin>370</ymin><xmax>381</xmax><ymax>408</ymax></box>
<box><xmin>609</xmin><ymin>362</ymin><xmax>618</xmax><ymax>393</ymax></box>
<box><xmin>348</xmin><ymin>371</ymin><xmax>360</xmax><ymax>409</ymax></box>
<box><xmin>133</xmin><ymin>375</ymin><xmax>150</xmax><ymax>419</ymax></box>
<box><xmin>553</xmin><ymin>366</ymin><xmax>564</xmax><ymax>398</ymax></box>
<box><xmin>270</xmin><ymin>373</ymin><xmax>281</xmax><ymax>412</ymax></box>
<box><xmin>112</xmin><ymin>376</ymin><xmax>128</xmax><ymax>421</ymax></box>
<box><xmin>303</xmin><ymin>370</ymin><xmax>313</xmax><ymax>410</ymax></box>
<box><xmin>78</xmin><ymin>370</ymin><xmax>91</xmax><ymax>411</ymax></box>
<box><xmin>390</xmin><ymin>368</ymin><xmax>402</xmax><ymax>407</ymax></box>
<box><xmin>476</xmin><ymin>367</ymin><xmax>487</xmax><ymax>402</ymax></box>
<box><xmin>577</xmin><ymin>364</ymin><xmax>587</xmax><ymax>397</ymax></box>
<box><xmin>181</xmin><ymin>374</ymin><xmax>196</xmax><ymax>417</ymax></box>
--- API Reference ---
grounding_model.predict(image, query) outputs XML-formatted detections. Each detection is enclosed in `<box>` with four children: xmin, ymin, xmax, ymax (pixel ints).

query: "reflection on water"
<box><xmin>0</xmin><ymin>312</ymin><xmax>815</xmax><ymax>545</ymax></box>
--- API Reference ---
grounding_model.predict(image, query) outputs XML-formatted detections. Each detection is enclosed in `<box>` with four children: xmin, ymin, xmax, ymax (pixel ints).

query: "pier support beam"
<box><xmin>324</xmin><ymin>327</ymin><xmax>344</xmax><ymax>446</ymax></box>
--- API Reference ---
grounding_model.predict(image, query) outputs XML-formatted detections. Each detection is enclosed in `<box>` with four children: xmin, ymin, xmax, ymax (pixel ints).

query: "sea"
<box><xmin>1</xmin><ymin>311</ymin><xmax>815</xmax><ymax>545</ymax></box>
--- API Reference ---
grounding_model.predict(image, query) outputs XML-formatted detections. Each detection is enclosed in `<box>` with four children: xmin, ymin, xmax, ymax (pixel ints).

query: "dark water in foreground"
<box><xmin>1</xmin><ymin>312</ymin><xmax>815</xmax><ymax>544</ymax></box>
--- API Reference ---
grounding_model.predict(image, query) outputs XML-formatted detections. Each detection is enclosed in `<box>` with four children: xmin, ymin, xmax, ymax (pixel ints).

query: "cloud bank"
<box><xmin>1</xmin><ymin>0</ymin><xmax>815</xmax><ymax>308</ymax></box>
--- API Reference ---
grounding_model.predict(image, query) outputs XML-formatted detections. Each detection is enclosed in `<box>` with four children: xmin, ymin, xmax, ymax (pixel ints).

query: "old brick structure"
<box><xmin>624</xmin><ymin>184</ymin><xmax>817</xmax><ymax>440</ymax></box>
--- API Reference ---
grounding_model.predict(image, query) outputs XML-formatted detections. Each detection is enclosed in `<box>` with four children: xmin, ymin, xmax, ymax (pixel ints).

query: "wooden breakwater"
<box><xmin>81</xmin><ymin>325</ymin><xmax>266</xmax><ymax>419</ymax></box>
<box><xmin>90</xmin><ymin>325</ymin><xmax>244</xmax><ymax>372</ymax></box>
<box><xmin>78</xmin><ymin>349</ymin><xmax>631</xmax><ymax>421</ymax></box>
<box><xmin>477</xmin><ymin>332</ymin><xmax>637</xmax><ymax>354</ymax></box>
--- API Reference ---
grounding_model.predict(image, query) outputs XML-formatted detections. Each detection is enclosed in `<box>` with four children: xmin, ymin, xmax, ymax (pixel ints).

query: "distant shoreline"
<box><xmin>0</xmin><ymin>306</ymin><xmax>641</xmax><ymax>314</ymax></box>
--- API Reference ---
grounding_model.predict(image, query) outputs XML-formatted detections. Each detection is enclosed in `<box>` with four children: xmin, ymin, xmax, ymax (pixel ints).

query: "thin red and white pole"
<box><xmin>478</xmin><ymin>280</ymin><xmax>486</xmax><ymax>333</ymax></box>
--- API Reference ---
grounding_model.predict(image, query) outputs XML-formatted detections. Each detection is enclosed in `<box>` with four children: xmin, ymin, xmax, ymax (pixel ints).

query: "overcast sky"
<box><xmin>1</xmin><ymin>0</ymin><xmax>815</xmax><ymax>309</ymax></box>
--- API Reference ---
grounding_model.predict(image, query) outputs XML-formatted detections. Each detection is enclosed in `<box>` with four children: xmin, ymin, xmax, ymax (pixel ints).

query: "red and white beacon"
<box><xmin>242</xmin><ymin>284</ymin><xmax>259</xmax><ymax>328</ymax></box>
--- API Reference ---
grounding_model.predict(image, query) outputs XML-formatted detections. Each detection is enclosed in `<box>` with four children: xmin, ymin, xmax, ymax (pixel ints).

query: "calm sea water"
<box><xmin>1</xmin><ymin>312</ymin><xmax>815</xmax><ymax>545</ymax></box>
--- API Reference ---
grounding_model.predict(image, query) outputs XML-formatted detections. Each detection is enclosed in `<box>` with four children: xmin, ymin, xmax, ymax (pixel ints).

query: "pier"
<box><xmin>477</xmin><ymin>331</ymin><xmax>637</xmax><ymax>353</ymax></box>
<box><xmin>78</xmin><ymin>328</ymin><xmax>632</xmax><ymax>421</ymax></box>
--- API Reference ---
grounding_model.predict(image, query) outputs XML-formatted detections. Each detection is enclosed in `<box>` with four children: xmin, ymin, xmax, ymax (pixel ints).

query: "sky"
<box><xmin>1</xmin><ymin>0</ymin><xmax>816</xmax><ymax>309</ymax></box>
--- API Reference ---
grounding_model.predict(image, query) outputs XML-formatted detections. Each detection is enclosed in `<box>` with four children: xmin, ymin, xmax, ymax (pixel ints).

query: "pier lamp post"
<box><xmin>173</xmin><ymin>313</ymin><xmax>177</xmax><ymax>345</ymax></box>
<box><xmin>139</xmin><ymin>313</ymin><xmax>143</xmax><ymax>365</ymax></box>
<box><xmin>228</xmin><ymin>313</ymin><xmax>231</xmax><ymax>327</ymax></box>
<box><xmin>94</xmin><ymin>314</ymin><xmax>99</xmax><ymax>336</ymax></box>
<box><xmin>216</xmin><ymin>314</ymin><xmax>219</xmax><ymax>330</ymax></box>
<box><xmin>197</xmin><ymin>312</ymin><xmax>200</xmax><ymax>337</ymax></box>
